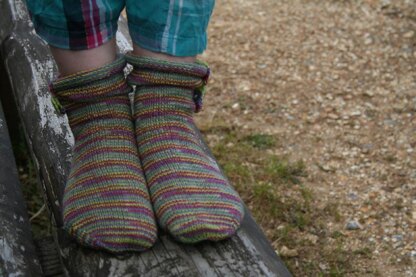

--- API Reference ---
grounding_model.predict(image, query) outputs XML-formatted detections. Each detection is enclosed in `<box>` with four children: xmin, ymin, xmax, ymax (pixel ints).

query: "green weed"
<box><xmin>243</xmin><ymin>133</ymin><xmax>276</xmax><ymax>149</ymax></box>
<box><xmin>266</xmin><ymin>156</ymin><xmax>306</xmax><ymax>184</ymax></box>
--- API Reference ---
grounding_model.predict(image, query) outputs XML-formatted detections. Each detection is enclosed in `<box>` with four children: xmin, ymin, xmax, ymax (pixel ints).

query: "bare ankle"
<box><xmin>50</xmin><ymin>39</ymin><xmax>117</xmax><ymax>76</ymax></box>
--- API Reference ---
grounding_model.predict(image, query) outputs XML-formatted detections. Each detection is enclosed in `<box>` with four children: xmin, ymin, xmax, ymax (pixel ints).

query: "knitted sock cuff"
<box><xmin>49</xmin><ymin>55</ymin><xmax>130</xmax><ymax>106</ymax></box>
<box><xmin>125</xmin><ymin>53</ymin><xmax>210</xmax><ymax>113</ymax></box>
<box><xmin>125</xmin><ymin>53</ymin><xmax>209</xmax><ymax>86</ymax></box>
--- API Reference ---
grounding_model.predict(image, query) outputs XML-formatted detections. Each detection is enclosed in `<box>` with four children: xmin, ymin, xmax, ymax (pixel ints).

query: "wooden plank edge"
<box><xmin>0</xmin><ymin>98</ymin><xmax>43</xmax><ymax>277</ymax></box>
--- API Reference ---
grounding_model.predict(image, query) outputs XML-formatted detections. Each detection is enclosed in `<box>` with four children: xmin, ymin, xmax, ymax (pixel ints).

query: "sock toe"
<box><xmin>167</xmin><ymin>213</ymin><xmax>242</xmax><ymax>243</ymax></box>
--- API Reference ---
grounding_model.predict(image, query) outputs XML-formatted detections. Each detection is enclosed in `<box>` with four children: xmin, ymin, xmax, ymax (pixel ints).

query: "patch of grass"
<box><xmin>206</xmin><ymin>124</ymin><xmax>313</xmax><ymax>234</ymax></box>
<box><xmin>300</xmin><ymin>186</ymin><xmax>313</xmax><ymax>204</ymax></box>
<box><xmin>353</xmin><ymin>247</ymin><xmax>372</xmax><ymax>258</ymax></box>
<box><xmin>243</xmin><ymin>133</ymin><xmax>276</xmax><ymax>149</ymax></box>
<box><xmin>202</xmin><ymin>123</ymin><xmax>375</xmax><ymax>276</ymax></box>
<box><xmin>273</xmin><ymin>225</ymin><xmax>296</xmax><ymax>246</ymax></box>
<box><xmin>291</xmin><ymin>209</ymin><xmax>310</xmax><ymax>230</ymax></box>
<box><xmin>266</xmin><ymin>156</ymin><xmax>306</xmax><ymax>184</ymax></box>
<box><xmin>222</xmin><ymin>163</ymin><xmax>252</xmax><ymax>190</ymax></box>
<box><xmin>327</xmin><ymin>243</ymin><xmax>349</xmax><ymax>276</ymax></box>
<box><xmin>324</xmin><ymin>202</ymin><xmax>342</xmax><ymax>222</ymax></box>
<box><xmin>331</xmin><ymin>231</ymin><xmax>345</xmax><ymax>239</ymax></box>
<box><xmin>252</xmin><ymin>182</ymin><xmax>282</xmax><ymax>218</ymax></box>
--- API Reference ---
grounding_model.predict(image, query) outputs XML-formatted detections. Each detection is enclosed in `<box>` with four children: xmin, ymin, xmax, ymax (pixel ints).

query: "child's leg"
<box><xmin>26</xmin><ymin>1</ymin><xmax>157</xmax><ymax>252</ymax></box>
<box><xmin>50</xmin><ymin>39</ymin><xmax>117</xmax><ymax>76</ymax></box>
<box><xmin>125</xmin><ymin>0</ymin><xmax>245</xmax><ymax>243</ymax></box>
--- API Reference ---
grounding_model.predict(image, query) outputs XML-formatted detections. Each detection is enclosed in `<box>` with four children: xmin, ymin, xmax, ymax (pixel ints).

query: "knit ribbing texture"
<box><xmin>126</xmin><ymin>54</ymin><xmax>244</xmax><ymax>243</ymax></box>
<box><xmin>50</xmin><ymin>56</ymin><xmax>157</xmax><ymax>252</ymax></box>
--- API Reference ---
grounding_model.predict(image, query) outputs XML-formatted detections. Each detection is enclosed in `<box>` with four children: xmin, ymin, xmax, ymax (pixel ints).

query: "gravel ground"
<box><xmin>199</xmin><ymin>0</ymin><xmax>416</xmax><ymax>275</ymax></box>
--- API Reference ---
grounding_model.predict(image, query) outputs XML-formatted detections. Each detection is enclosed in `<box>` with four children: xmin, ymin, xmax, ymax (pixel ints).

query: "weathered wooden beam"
<box><xmin>0</xmin><ymin>98</ymin><xmax>43</xmax><ymax>277</ymax></box>
<box><xmin>0</xmin><ymin>0</ymin><xmax>292</xmax><ymax>276</ymax></box>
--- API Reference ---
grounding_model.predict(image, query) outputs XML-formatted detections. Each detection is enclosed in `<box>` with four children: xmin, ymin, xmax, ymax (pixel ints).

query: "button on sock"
<box><xmin>51</xmin><ymin>56</ymin><xmax>157</xmax><ymax>253</ymax></box>
<box><xmin>126</xmin><ymin>54</ymin><xmax>244</xmax><ymax>243</ymax></box>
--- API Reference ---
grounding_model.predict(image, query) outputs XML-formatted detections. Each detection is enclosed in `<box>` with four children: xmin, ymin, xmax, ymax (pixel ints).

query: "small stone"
<box><xmin>232</xmin><ymin>103</ymin><xmax>240</xmax><ymax>110</ymax></box>
<box><xmin>347</xmin><ymin>192</ymin><xmax>358</xmax><ymax>201</ymax></box>
<box><xmin>363</xmin><ymin>91</ymin><xmax>374</xmax><ymax>97</ymax></box>
<box><xmin>403</xmin><ymin>31</ymin><xmax>415</xmax><ymax>38</ymax></box>
<box><xmin>319</xmin><ymin>263</ymin><xmax>327</xmax><ymax>271</ymax></box>
<box><xmin>392</xmin><ymin>234</ymin><xmax>403</xmax><ymax>242</ymax></box>
<box><xmin>361</xmin><ymin>144</ymin><xmax>373</xmax><ymax>154</ymax></box>
<box><xmin>364</xmin><ymin>37</ymin><xmax>373</xmax><ymax>45</ymax></box>
<box><xmin>280</xmin><ymin>246</ymin><xmax>299</xmax><ymax>257</ymax></box>
<box><xmin>380</xmin><ymin>0</ymin><xmax>391</xmax><ymax>8</ymax></box>
<box><xmin>401</xmin><ymin>45</ymin><xmax>413</xmax><ymax>57</ymax></box>
<box><xmin>277</xmin><ymin>225</ymin><xmax>286</xmax><ymax>231</ymax></box>
<box><xmin>285</xmin><ymin>114</ymin><xmax>294</xmax><ymax>120</ymax></box>
<box><xmin>328</xmin><ymin>113</ymin><xmax>339</xmax><ymax>120</ymax></box>
<box><xmin>346</xmin><ymin>220</ymin><xmax>362</xmax><ymax>230</ymax></box>
<box><xmin>305</xmin><ymin>234</ymin><xmax>319</xmax><ymax>244</ymax></box>
<box><xmin>384</xmin><ymin>119</ymin><xmax>397</xmax><ymax>127</ymax></box>
<box><xmin>362</xmin><ymin>143</ymin><xmax>373</xmax><ymax>150</ymax></box>
<box><xmin>320</xmin><ymin>164</ymin><xmax>334</xmax><ymax>172</ymax></box>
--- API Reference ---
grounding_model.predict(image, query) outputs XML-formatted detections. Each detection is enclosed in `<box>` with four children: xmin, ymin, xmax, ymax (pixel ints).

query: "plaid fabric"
<box><xmin>26</xmin><ymin>0</ymin><xmax>215</xmax><ymax>56</ymax></box>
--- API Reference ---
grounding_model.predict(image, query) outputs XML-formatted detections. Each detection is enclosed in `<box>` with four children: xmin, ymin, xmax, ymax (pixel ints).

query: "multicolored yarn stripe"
<box><xmin>126</xmin><ymin>54</ymin><xmax>244</xmax><ymax>243</ymax></box>
<box><xmin>50</xmin><ymin>56</ymin><xmax>157</xmax><ymax>253</ymax></box>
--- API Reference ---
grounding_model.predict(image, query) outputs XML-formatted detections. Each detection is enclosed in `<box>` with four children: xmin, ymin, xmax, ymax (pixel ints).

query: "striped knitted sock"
<box><xmin>126</xmin><ymin>54</ymin><xmax>244</xmax><ymax>243</ymax></box>
<box><xmin>50</xmin><ymin>56</ymin><xmax>157</xmax><ymax>253</ymax></box>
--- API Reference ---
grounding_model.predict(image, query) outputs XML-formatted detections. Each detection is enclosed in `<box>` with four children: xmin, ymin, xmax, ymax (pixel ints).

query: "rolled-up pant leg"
<box><xmin>26</xmin><ymin>0</ymin><xmax>124</xmax><ymax>50</ymax></box>
<box><xmin>126</xmin><ymin>0</ymin><xmax>215</xmax><ymax>56</ymax></box>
